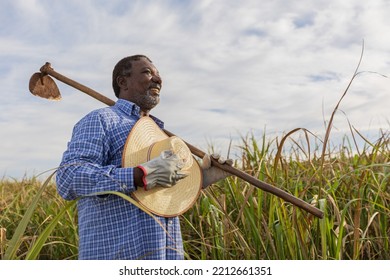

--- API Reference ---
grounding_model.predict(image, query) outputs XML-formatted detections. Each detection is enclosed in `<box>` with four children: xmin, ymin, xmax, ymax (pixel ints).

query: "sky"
<box><xmin>0</xmin><ymin>0</ymin><xmax>389</xmax><ymax>180</ymax></box>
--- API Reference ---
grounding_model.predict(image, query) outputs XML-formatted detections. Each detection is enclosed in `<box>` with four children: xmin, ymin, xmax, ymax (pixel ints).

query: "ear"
<box><xmin>117</xmin><ymin>76</ymin><xmax>128</xmax><ymax>90</ymax></box>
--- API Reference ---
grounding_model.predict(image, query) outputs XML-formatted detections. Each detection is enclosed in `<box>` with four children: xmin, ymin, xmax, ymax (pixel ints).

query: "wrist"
<box><xmin>134</xmin><ymin>166</ymin><xmax>147</xmax><ymax>190</ymax></box>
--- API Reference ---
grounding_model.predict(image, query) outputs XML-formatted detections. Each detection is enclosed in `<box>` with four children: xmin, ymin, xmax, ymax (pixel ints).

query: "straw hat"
<box><xmin>122</xmin><ymin>116</ymin><xmax>202</xmax><ymax>217</ymax></box>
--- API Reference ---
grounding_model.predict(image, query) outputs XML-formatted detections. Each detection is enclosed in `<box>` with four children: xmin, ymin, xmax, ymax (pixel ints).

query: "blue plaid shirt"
<box><xmin>56</xmin><ymin>99</ymin><xmax>184</xmax><ymax>260</ymax></box>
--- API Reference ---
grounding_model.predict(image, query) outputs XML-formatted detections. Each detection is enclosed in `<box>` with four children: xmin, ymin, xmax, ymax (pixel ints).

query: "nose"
<box><xmin>152</xmin><ymin>73</ymin><xmax>162</xmax><ymax>85</ymax></box>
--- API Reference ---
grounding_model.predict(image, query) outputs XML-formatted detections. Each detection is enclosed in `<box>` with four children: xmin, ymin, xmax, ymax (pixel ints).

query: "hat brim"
<box><xmin>122</xmin><ymin>117</ymin><xmax>202</xmax><ymax>217</ymax></box>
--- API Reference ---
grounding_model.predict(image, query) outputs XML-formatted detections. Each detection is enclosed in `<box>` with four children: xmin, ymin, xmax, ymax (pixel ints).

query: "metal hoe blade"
<box><xmin>29</xmin><ymin>72</ymin><xmax>61</xmax><ymax>100</ymax></box>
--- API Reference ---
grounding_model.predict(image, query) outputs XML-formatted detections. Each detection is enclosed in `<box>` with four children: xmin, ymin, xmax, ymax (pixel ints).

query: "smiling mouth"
<box><xmin>149</xmin><ymin>87</ymin><xmax>160</xmax><ymax>95</ymax></box>
<box><xmin>149</xmin><ymin>84</ymin><xmax>161</xmax><ymax>95</ymax></box>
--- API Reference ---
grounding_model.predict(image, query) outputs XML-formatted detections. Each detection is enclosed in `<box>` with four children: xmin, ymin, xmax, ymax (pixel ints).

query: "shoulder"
<box><xmin>85</xmin><ymin>105</ymin><xmax>123</xmax><ymax>122</ymax></box>
<box><xmin>89</xmin><ymin>106</ymin><xmax>119</xmax><ymax>119</ymax></box>
<box><xmin>73</xmin><ymin>106</ymin><xmax>119</xmax><ymax>132</ymax></box>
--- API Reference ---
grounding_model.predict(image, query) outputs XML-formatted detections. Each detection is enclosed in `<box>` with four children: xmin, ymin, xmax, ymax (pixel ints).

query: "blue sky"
<box><xmin>1</xmin><ymin>0</ymin><xmax>389</xmax><ymax>179</ymax></box>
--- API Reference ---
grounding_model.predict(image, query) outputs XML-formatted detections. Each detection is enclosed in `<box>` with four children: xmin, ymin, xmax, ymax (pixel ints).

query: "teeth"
<box><xmin>150</xmin><ymin>88</ymin><xmax>160</xmax><ymax>94</ymax></box>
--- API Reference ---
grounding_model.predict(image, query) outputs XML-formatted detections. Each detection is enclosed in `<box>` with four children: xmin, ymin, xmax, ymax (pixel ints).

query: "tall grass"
<box><xmin>0</xmin><ymin>174</ymin><xmax>78</xmax><ymax>259</ymax></box>
<box><xmin>181</xmin><ymin>128</ymin><xmax>389</xmax><ymax>260</ymax></box>
<box><xmin>1</xmin><ymin>127</ymin><xmax>388</xmax><ymax>260</ymax></box>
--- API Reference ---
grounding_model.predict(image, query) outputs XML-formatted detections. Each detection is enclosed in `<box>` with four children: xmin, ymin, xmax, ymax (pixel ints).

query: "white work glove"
<box><xmin>201</xmin><ymin>153</ymin><xmax>233</xmax><ymax>189</ymax></box>
<box><xmin>138</xmin><ymin>150</ymin><xmax>188</xmax><ymax>191</ymax></box>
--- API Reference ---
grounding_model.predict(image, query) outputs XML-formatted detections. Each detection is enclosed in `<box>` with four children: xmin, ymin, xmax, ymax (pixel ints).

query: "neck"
<box><xmin>140</xmin><ymin>110</ymin><xmax>150</xmax><ymax>117</ymax></box>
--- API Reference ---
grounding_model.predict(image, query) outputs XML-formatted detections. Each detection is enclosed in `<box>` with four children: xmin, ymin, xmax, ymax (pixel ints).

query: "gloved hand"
<box><xmin>201</xmin><ymin>153</ymin><xmax>233</xmax><ymax>188</ymax></box>
<box><xmin>138</xmin><ymin>150</ymin><xmax>189</xmax><ymax>191</ymax></box>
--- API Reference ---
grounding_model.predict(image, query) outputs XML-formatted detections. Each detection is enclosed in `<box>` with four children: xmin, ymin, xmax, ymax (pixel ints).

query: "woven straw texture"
<box><xmin>122</xmin><ymin>117</ymin><xmax>202</xmax><ymax>217</ymax></box>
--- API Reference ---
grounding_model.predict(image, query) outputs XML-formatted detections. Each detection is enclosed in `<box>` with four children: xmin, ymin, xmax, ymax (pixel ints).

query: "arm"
<box><xmin>56</xmin><ymin>113</ymin><xmax>138</xmax><ymax>200</ymax></box>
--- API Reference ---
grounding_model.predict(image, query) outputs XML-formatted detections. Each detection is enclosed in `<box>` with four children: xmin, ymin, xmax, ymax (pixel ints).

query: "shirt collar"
<box><xmin>115</xmin><ymin>98</ymin><xmax>141</xmax><ymax>116</ymax></box>
<box><xmin>114</xmin><ymin>98</ymin><xmax>164</xmax><ymax>128</ymax></box>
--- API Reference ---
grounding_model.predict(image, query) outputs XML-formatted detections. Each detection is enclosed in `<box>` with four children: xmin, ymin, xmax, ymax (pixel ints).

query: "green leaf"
<box><xmin>25</xmin><ymin>200</ymin><xmax>77</xmax><ymax>260</ymax></box>
<box><xmin>3</xmin><ymin>171</ymin><xmax>56</xmax><ymax>260</ymax></box>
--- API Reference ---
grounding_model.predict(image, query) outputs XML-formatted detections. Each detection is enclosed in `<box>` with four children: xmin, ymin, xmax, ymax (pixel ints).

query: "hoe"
<box><xmin>29</xmin><ymin>62</ymin><xmax>324</xmax><ymax>219</ymax></box>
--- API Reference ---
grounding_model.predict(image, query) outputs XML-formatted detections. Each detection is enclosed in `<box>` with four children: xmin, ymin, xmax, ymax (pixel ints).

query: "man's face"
<box><xmin>119</xmin><ymin>57</ymin><xmax>162</xmax><ymax>112</ymax></box>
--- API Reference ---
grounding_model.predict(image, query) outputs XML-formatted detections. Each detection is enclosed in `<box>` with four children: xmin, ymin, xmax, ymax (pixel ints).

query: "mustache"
<box><xmin>149</xmin><ymin>82</ymin><xmax>161</xmax><ymax>90</ymax></box>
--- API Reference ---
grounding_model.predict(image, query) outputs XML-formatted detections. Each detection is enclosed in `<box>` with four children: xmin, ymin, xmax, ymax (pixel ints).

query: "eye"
<box><xmin>143</xmin><ymin>69</ymin><xmax>152</xmax><ymax>76</ymax></box>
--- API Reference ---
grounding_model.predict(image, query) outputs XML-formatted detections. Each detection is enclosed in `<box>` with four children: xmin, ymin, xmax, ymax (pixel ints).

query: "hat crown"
<box><xmin>122</xmin><ymin>116</ymin><xmax>202</xmax><ymax>217</ymax></box>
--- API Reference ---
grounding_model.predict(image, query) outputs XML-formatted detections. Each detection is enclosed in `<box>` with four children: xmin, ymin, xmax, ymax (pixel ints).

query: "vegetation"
<box><xmin>182</xmin><ymin>129</ymin><xmax>389</xmax><ymax>260</ymax></box>
<box><xmin>1</xmin><ymin>174</ymin><xmax>78</xmax><ymax>259</ymax></box>
<box><xmin>1</xmin><ymin>126</ymin><xmax>388</xmax><ymax>260</ymax></box>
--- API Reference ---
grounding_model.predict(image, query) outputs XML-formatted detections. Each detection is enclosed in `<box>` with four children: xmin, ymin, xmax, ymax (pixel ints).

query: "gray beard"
<box><xmin>135</xmin><ymin>91</ymin><xmax>160</xmax><ymax>111</ymax></box>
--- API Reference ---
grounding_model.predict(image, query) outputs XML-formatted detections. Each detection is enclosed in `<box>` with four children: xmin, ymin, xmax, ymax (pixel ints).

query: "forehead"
<box><xmin>132</xmin><ymin>57</ymin><xmax>158</xmax><ymax>72</ymax></box>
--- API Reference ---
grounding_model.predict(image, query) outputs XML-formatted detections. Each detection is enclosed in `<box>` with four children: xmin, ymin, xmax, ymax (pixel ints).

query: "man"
<box><xmin>56</xmin><ymin>55</ymin><xmax>231</xmax><ymax>260</ymax></box>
